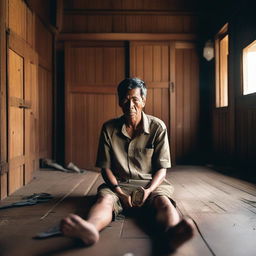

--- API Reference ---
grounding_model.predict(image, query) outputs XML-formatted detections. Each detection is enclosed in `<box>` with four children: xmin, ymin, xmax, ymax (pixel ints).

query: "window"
<box><xmin>215</xmin><ymin>24</ymin><xmax>229</xmax><ymax>107</ymax></box>
<box><xmin>243</xmin><ymin>40</ymin><xmax>256</xmax><ymax>95</ymax></box>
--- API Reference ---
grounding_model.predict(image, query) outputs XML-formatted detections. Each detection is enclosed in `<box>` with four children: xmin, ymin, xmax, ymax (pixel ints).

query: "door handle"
<box><xmin>19</xmin><ymin>102</ymin><xmax>31</xmax><ymax>109</ymax></box>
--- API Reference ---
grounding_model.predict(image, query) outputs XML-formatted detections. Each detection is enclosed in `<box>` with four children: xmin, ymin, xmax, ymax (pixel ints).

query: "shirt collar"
<box><xmin>142</xmin><ymin>112</ymin><xmax>150</xmax><ymax>134</ymax></box>
<box><xmin>120</xmin><ymin>112</ymin><xmax>150</xmax><ymax>138</ymax></box>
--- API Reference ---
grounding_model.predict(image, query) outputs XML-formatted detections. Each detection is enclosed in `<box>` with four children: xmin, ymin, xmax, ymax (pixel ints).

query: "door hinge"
<box><xmin>0</xmin><ymin>161</ymin><xmax>9</xmax><ymax>175</ymax></box>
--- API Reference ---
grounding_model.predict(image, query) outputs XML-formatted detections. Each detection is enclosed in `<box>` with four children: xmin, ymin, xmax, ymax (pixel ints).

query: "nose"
<box><xmin>128</xmin><ymin>100</ymin><xmax>134</xmax><ymax>109</ymax></box>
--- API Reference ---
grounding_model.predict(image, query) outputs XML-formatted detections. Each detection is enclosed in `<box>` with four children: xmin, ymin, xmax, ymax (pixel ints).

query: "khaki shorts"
<box><xmin>97</xmin><ymin>179</ymin><xmax>175</xmax><ymax>217</ymax></box>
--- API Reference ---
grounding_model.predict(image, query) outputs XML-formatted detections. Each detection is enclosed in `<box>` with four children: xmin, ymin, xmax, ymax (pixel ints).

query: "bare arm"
<box><xmin>145</xmin><ymin>168</ymin><xmax>166</xmax><ymax>193</ymax></box>
<box><xmin>135</xmin><ymin>168</ymin><xmax>166</xmax><ymax>206</ymax></box>
<box><xmin>101</xmin><ymin>168</ymin><xmax>132</xmax><ymax>208</ymax></box>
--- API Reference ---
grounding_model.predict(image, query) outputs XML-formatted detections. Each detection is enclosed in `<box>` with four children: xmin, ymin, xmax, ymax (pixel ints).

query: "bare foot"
<box><xmin>166</xmin><ymin>217</ymin><xmax>195</xmax><ymax>251</ymax></box>
<box><xmin>60</xmin><ymin>214</ymin><xmax>99</xmax><ymax>245</ymax></box>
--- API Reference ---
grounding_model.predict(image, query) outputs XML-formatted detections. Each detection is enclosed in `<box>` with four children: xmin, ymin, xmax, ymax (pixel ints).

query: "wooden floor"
<box><xmin>0</xmin><ymin>166</ymin><xmax>256</xmax><ymax>256</ymax></box>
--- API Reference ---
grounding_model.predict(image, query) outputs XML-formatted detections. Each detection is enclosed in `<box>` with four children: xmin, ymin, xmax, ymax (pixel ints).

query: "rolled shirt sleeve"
<box><xmin>152</xmin><ymin>124</ymin><xmax>171</xmax><ymax>171</ymax></box>
<box><xmin>96</xmin><ymin>124</ymin><xmax>112</xmax><ymax>169</ymax></box>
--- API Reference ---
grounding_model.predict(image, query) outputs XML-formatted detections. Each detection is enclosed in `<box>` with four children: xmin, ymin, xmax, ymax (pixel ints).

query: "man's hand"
<box><xmin>132</xmin><ymin>187</ymin><xmax>151</xmax><ymax>207</ymax></box>
<box><xmin>141</xmin><ymin>187</ymin><xmax>151</xmax><ymax>205</ymax></box>
<box><xmin>114</xmin><ymin>186</ymin><xmax>133</xmax><ymax>209</ymax></box>
<box><xmin>119</xmin><ymin>193</ymin><xmax>132</xmax><ymax>209</ymax></box>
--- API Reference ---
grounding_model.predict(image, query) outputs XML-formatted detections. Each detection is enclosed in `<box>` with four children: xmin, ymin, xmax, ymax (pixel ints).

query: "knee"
<box><xmin>97</xmin><ymin>194</ymin><xmax>114</xmax><ymax>207</ymax></box>
<box><xmin>153</xmin><ymin>196</ymin><xmax>172</xmax><ymax>212</ymax></box>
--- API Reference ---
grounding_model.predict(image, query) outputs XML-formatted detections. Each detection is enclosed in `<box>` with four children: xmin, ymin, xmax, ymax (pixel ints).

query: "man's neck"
<box><xmin>125</xmin><ymin>113</ymin><xmax>142</xmax><ymax>130</ymax></box>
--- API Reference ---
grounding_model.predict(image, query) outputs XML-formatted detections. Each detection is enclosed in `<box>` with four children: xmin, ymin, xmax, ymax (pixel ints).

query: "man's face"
<box><xmin>119</xmin><ymin>88</ymin><xmax>146</xmax><ymax>119</ymax></box>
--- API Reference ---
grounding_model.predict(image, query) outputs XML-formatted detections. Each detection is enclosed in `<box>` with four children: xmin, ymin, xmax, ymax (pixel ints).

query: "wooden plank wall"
<box><xmin>210</xmin><ymin>6</ymin><xmax>256</xmax><ymax>180</ymax></box>
<box><xmin>61</xmin><ymin>0</ymin><xmax>200</xmax><ymax>168</ymax></box>
<box><xmin>65</xmin><ymin>42</ymin><xmax>125</xmax><ymax>169</ymax></box>
<box><xmin>130</xmin><ymin>41</ymin><xmax>170</xmax><ymax>131</ymax></box>
<box><xmin>174</xmin><ymin>43</ymin><xmax>199</xmax><ymax>163</ymax></box>
<box><xmin>62</xmin><ymin>0</ymin><xmax>198</xmax><ymax>34</ymax></box>
<box><xmin>35</xmin><ymin>16</ymin><xmax>53</xmax><ymax>159</ymax></box>
<box><xmin>0</xmin><ymin>0</ymin><xmax>8</xmax><ymax>199</ymax></box>
<box><xmin>0</xmin><ymin>0</ymin><xmax>54</xmax><ymax>199</ymax></box>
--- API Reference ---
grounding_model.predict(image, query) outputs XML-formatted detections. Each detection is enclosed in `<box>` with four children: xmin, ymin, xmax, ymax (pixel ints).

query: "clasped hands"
<box><xmin>118</xmin><ymin>186</ymin><xmax>151</xmax><ymax>209</ymax></box>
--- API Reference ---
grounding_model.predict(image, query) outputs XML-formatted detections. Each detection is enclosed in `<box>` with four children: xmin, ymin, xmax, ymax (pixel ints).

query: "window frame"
<box><xmin>215</xmin><ymin>24</ymin><xmax>229</xmax><ymax>108</ymax></box>
<box><xmin>242</xmin><ymin>40</ymin><xmax>256</xmax><ymax>96</ymax></box>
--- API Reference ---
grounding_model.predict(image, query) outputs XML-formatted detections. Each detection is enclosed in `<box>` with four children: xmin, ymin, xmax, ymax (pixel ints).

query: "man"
<box><xmin>60</xmin><ymin>78</ymin><xmax>194</xmax><ymax>251</ymax></box>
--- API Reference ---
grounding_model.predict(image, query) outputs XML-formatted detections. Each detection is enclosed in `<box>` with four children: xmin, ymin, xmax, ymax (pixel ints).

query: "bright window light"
<box><xmin>243</xmin><ymin>40</ymin><xmax>256</xmax><ymax>95</ymax></box>
<box><xmin>215</xmin><ymin>33</ymin><xmax>229</xmax><ymax>107</ymax></box>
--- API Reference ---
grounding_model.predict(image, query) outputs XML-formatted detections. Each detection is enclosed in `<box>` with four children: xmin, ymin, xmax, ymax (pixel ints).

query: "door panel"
<box><xmin>25</xmin><ymin>61</ymin><xmax>38</xmax><ymax>184</ymax></box>
<box><xmin>65</xmin><ymin>40</ymin><xmax>199</xmax><ymax>168</ymax></box>
<box><xmin>65</xmin><ymin>42</ymin><xmax>126</xmax><ymax>169</ymax></box>
<box><xmin>130</xmin><ymin>41</ymin><xmax>171</xmax><ymax>135</ymax></box>
<box><xmin>8</xmin><ymin>49</ymin><xmax>25</xmax><ymax>194</ymax></box>
<box><xmin>174</xmin><ymin>43</ymin><xmax>199</xmax><ymax>163</ymax></box>
<box><xmin>130</xmin><ymin>41</ymin><xmax>199</xmax><ymax>164</ymax></box>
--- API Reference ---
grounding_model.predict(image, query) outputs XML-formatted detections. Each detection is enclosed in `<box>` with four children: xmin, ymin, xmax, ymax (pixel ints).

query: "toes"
<box><xmin>69</xmin><ymin>214</ymin><xmax>84</xmax><ymax>224</ymax></box>
<box><xmin>60</xmin><ymin>216</ymin><xmax>76</xmax><ymax>233</ymax></box>
<box><xmin>59</xmin><ymin>214</ymin><xmax>99</xmax><ymax>246</ymax></box>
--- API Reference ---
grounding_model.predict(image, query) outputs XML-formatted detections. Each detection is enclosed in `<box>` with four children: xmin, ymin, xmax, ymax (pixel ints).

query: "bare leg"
<box><xmin>152</xmin><ymin>196</ymin><xmax>194</xmax><ymax>251</ymax></box>
<box><xmin>153</xmin><ymin>196</ymin><xmax>180</xmax><ymax>231</ymax></box>
<box><xmin>60</xmin><ymin>194</ymin><xmax>114</xmax><ymax>245</ymax></box>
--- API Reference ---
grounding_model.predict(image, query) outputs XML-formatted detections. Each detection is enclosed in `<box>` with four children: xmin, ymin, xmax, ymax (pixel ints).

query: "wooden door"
<box><xmin>173</xmin><ymin>42</ymin><xmax>199</xmax><ymax>163</ymax></box>
<box><xmin>8</xmin><ymin>49</ymin><xmax>25</xmax><ymax>194</ymax></box>
<box><xmin>65</xmin><ymin>40</ymin><xmax>199</xmax><ymax>168</ymax></box>
<box><xmin>130</xmin><ymin>41</ymin><xmax>171</xmax><ymax>129</ymax></box>
<box><xmin>8</xmin><ymin>46</ymin><xmax>38</xmax><ymax>194</ymax></box>
<box><xmin>130</xmin><ymin>41</ymin><xmax>173</xmax><ymax>158</ymax></box>
<box><xmin>25</xmin><ymin>60</ymin><xmax>38</xmax><ymax>184</ymax></box>
<box><xmin>65</xmin><ymin>41</ymin><xmax>126</xmax><ymax>169</ymax></box>
<box><xmin>130</xmin><ymin>41</ymin><xmax>199</xmax><ymax>164</ymax></box>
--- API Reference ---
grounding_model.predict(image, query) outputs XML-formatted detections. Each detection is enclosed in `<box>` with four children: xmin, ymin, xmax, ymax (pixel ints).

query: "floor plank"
<box><xmin>0</xmin><ymin>166</ymin><xmax>256</xmax><ymax>256</ymax></box>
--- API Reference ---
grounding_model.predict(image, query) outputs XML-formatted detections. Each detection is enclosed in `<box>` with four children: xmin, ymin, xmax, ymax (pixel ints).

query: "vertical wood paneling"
<box><xmin>69</xmin><ymin>45</ymin><xmax>125</xmax><ymax>87</ymax></box>
<box><xmin>174</xmin><ymin>44</ymin><xmax>199</xmax><ymax>163</ymax></box>
<box><xmin>35</xmin><ymin>17</ymin><xmax>52</xmax><ymax>70</ymax></box>
<box><xmin>210</xmin><ymin>7</ymin><xmax>256</xmax><ymax>179</ymax></box>
<box><xmin>235</xmin><ymin>105</ymin><xmax>256</xmax><ymax>178</ymax></box>
<box><xmin>35</xmin><ymin>16</ymin><xmax>53</xmax><ymax>160</ymax></box>
<box><xmin>95</xmin><ymin>48</ymin><xmax>104</xmax><ymax>83</ymax></box>
<box><xmin>65</xmin><ymin>42</ymin><xmax>126</xmax><ymax>168</ymax></box>
<box><xmin>145</xmin><ymin>89</ymin><xmax>153</xmax><ymax>116</ymax></box>
<box><xmin>130</xmin><ymin>41</ymin><xmax>171</xmax><ymax>136</ymax></box>
<box><xmin>183</xmin><ymin>49</ymin><xmax>191</xmax><ymax>155</ymax></box>
<box><xmin>38</xmin><ymin>67</ymin><xmax>52</xmax><ymax>158</ymax></box>
<box><xmin>190</xmin><ymin>50</ymin><xmax>199</xmax><ymax>148</ymax></box>
<box><xmin>175</xmin><ymin>49</ymin><xmax>183</xmax><ymax>160</ymax></box>
<box><xmin>153</xmin><ymin>88</ymin><xmax>162</xmax><ymax>118</ymax></box>
<box><xmin>25</xmin><ymin>60</ymin><xmax>38</xmax><ymax>184</ymax></box>
<box><xmin>1</xmin><ymin>0</ymin><xmax>52</xmax><ymax>198</ymax></box>
<box><xmin>161</xmin><ymin>88</ymin><xmax>169</xmax><ymax>128</ymax></box>
<box><xmin>61</xmin><ymin>0</ymin><xmax>199</xmax><ymax>33</ymax></box>
<box><xmin>212</xmin><ymin>107</ymin><xmax>234</xmax><ymax>165</ymax></box>
<box><xmin>0</xmin><ymin>0</ymin><xmax>8</xmax><ymax>199</ymax></box>
<box><xmin>26</xmin><ymin>7</ymin><xmax>34</xmax><ymax>47</ymax></box>
<box><xmin>8</xmin><ymin>49</ymin><xmax>25</xmax><ymax>194</ymax></box>
<box><xmin>69</xmin><ymin>93</ymin><xmax>120</xmax><ymax>169</ymax></box>
<box><xmin>104</xmin><ymin>48</ymin><xmax>117</xmax><ymax>84</ymax></box>
<box><xmin>8</xmin><ymin>0</ymin><xmax>26</xmax><ymax>39</ymax></box>
<box><xmin>144</xmin><ymin>46</ymin><xmax>153</xmax><ymax>81</ymax></box>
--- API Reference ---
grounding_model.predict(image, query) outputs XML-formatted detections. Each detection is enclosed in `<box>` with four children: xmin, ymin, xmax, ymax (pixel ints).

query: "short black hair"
<box><xmin>117</xmin><ymin>77</ymin><xmax>147</xmax><ymax>101</ymax></box>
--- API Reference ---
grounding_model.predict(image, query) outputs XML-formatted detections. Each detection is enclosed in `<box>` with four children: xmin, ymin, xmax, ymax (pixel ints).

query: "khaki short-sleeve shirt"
<box><xmin>96</xmin><ymin>112</ymin><xmax>171</xmax><ymax>181</ymax></box>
